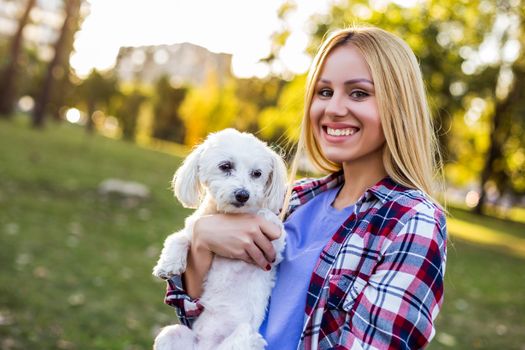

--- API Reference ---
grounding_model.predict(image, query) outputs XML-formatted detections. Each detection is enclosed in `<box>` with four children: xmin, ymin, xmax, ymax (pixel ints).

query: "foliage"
<box><xmin>77</xmin><ymin>70</ymin><xmax>118</xmax><ymax>110</ymax></box>
<box><xmin>151</xmin><ymin>76</ymin><xmax>187</xmax><ymax>144</ymax></box>
<box><xmin>2</xmin><ymin>0</ymin><xmax>523</xmax><ymax>213</ymax></box>
<box><xmin>113</xmin><ymin>88</ymin><xmax>147</xmax><ymax>141</ymax></box>
<box><xmin>179</xmin><ymin>73</ymin><xmax>239</xmax><ymax>146</ymax></box>
<box><xmin>0</xmin><ymin>0</ymin><xmax>36</xmax><ymax>116</ymax></box>
<box><xmin>269</xmin><ymin>0</ymin><xmax>525</xmax><ymax>211</ymax></box>
<box><xmin>32</xmin><ymin>0</ymin><xmax>84</xmax><ymax>127</ymax></box>
<box><xmin>258</xmin><ymin>74</ymin><xmax>305</xmax><ymax>146</ymax></box>
<box><xmin>234</xmin><ymin>76</ymin><xmax>285</xmax><ymax>133</ymax></box>
<box><xmin>76</xmin><ymin>69</ymin><xmax>119</xmax><ymax>133</ymax></box>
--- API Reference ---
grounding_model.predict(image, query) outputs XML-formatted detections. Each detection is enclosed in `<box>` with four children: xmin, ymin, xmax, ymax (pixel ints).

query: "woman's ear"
<box><xmin>264</xmin><ymin>149</ymin><xmax>288</xmax><ymax>214</ymax></box>
<box><xmin>173</xmin><ymin>144</ymin><xmax>205</xmax><ymax>208</ymax></box>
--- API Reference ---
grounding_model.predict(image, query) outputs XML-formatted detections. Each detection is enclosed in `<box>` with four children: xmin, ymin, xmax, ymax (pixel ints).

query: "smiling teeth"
<box><xmin>327</xmin><ymin>127</ymin><xmax>357</xmax><ymax>136</ymax></box>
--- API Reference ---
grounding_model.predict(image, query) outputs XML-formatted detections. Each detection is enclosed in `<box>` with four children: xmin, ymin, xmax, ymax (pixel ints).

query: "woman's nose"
<box><xmin>325</xmin><ymin>93</ymin><xmax>347</xmax><ymax>117</ymax></box>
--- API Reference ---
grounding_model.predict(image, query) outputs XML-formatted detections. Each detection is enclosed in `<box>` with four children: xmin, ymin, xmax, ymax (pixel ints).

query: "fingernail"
<box><xmin>266</xmin><ymin>264</ymin><xmax>271</xmax><ymax>271</ymax></box>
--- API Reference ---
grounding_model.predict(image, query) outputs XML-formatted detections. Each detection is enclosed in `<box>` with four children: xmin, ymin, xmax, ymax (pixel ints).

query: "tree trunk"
<box><xmin>0</xmin><ymin>0</ymin><xmax>37</xmax><ymax>117</ymax></box>
<box><xmin>32</xmin><ymin>0</ymin><xmax>82</xmax><ymax>128</ymax></box>
<box><xmin>474</xmin><ymin>67</ymin><xmax>523</xmax><ymax>215</ymax></box>
<box><xmin>85</xmin><ymin>99</ymin><xmax>96</xmax><ymax>134</ymax></box>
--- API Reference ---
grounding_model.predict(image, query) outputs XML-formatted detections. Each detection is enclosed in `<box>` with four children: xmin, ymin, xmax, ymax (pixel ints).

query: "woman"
<box><xmin>163</xmin><ymin>26</ymin><xmax>447</xmax><ymax>349</ymax></box>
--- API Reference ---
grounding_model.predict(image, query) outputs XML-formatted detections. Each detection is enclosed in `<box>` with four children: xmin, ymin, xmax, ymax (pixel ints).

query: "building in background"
<box><xmin>1</xmin><ymin>1</ymin><xmax>230</xmax><ymax>88</ymax></box>
<box><xmin>114</xmin><ymin>42</ymin><xmax>232</xmax><ymax>87</ymax></box>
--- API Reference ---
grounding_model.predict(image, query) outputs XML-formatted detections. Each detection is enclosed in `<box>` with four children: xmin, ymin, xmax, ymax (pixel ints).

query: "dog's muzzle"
<box><xmin>233</xmin><ymin>189</ymin><xmax>250</xmax><ymax>207</ymax></box>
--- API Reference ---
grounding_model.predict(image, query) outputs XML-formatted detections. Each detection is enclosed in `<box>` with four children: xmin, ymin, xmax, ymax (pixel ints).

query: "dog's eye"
<box><xmin>218</xmin><ymin>161</ymin><xmax>233</xmax><ymax>172</ymax></box>
<box><xmin>251</xmin><ymin>169</ymin><xmax>262</xmax><ymax>178</ymax></box>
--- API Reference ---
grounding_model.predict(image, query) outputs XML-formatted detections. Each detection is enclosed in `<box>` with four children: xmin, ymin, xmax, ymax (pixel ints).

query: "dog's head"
<box><xmin>172</xmin><ymin>128</ymin><xmax>288</xmax><ymax>214</ymax></box>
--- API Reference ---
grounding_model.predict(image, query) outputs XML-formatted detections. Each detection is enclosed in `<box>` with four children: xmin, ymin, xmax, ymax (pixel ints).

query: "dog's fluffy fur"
<box><xmin>153</xmin><ymin>128</ymin><xmax>288</xmax><ymax>350</ymax></box>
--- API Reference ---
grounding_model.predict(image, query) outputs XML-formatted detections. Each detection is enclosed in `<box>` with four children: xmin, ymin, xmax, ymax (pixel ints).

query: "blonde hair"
<box><xmin>282</xmin><ymin>25</ymin><xmax>443</xmax><ymax>216</ymax></box>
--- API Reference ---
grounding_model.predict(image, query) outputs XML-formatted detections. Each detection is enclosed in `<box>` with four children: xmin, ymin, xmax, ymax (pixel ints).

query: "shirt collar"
<box><xmin>294</xmin><ymin>171</ymin><xmax>410</xmax><ymax>205</ymax></box>
<box><xmin>364</xmin><ymin>176</ymin><xmax>409</xmax><ymax>204</ymax></box>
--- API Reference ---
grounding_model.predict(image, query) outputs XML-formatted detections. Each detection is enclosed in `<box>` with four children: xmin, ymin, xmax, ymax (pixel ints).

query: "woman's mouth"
<box><xmin>323</xmin><ymin>125</ymin><xmax>360</xmax><ymax>139</ymax></box>
<box><xmin>326</xmin><ymin>127</ymin><xmax>358</xmax><ymax>136</ymax></box>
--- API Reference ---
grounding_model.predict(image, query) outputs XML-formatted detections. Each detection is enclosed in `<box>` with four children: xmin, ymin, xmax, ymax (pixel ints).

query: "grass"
<box><xmin>445</xmin><ymin>208</ymin><xmax>525</xmax><ymax>259</ymax></box>
<box><xmin>0</xmin><ymin>117</ymin><xmax>190</xmax><ymax>349</ymax></box>
<box><xmin>429</xmin><ymin>240</ymin><xmax>525</xmax><ymax>349</ymax></box>
<box><xmin>1</xmin><ymin>117</ymin><xmax>524</xmax><ymax>349</ymax></box>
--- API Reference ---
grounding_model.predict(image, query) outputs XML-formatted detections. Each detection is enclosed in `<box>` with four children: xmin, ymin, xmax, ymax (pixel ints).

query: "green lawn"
<box><xmin>1</xmin><ymin>118</ymin><xmax>524</xmax><ymax>349</ymax></box>
<box><xmin>0</xmin><ymin>118</ymin><xmax>190</xmax><ymax>349</ymax></box>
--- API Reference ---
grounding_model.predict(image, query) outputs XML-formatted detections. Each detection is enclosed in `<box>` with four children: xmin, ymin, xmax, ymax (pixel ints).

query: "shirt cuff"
<box><xmin>164</xmin><ymin>275</ymin><xmax>204</xmax><ymax>327</ymax></box>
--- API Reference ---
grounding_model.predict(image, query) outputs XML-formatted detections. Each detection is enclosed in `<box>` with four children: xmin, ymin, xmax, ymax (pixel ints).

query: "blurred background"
<box><xmin>0</xmin><ymin>0</ymin><xmax>524</xmax><ymax>349</ymax></box>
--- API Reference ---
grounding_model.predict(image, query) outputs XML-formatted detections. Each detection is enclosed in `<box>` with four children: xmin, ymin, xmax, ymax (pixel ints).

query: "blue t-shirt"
<box><xmin>259</xmin><ymin>185</ymin><xmax>354</xmax><ymax>349</ymax></box>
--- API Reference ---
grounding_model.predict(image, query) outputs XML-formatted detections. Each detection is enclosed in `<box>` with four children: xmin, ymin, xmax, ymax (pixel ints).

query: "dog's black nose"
<box><xmin>234</xmin><ymin>189</ymin><xmax>250</xmax><ymax>203</ymax></box>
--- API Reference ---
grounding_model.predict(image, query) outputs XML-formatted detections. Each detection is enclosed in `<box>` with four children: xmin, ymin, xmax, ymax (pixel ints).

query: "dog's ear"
<box><xmin>264</xmin><ymin>149</ymin><xmax>288</xmax><ymax>214</ymax></box>
<box><xmin>172</xmin><ymin>143</ymin><xmax>205</xmax><ymax>208</ymax></box>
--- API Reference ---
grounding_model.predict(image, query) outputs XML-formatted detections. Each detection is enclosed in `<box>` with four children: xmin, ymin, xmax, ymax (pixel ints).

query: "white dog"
<box><xmin>153</xmin><ymin>128</ymin><xmax>288</xmax><ymax>350</ymax></box>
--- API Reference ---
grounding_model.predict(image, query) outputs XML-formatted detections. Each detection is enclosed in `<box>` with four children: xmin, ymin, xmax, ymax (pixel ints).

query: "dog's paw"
<box><xmin>272</xmin><ymin>236</ymin><xmax>286</xmax><ymax>265</ymax></box>
<box><xmin>216</xmin><ymin>323</ymin><xmax>266</xmax><ymax>350</ymax></box>
<box><xmin>152</xmin><ymin>258</ymin><xmax>186</xmax><ymax>279</ymax></box>
<box><xmin>256</xmin><ymin>209</ymin><xmax>282</xmax><ymax>228</ymax></box>
<box><xmin>152</xmin><ymin>263</ymin><xmax>173</xmax><ymax>280</ymax></box>
<box><xmin>154</xmin><ymin>324</ymin><xmax>195</xmax><ymax>350</ymax></box>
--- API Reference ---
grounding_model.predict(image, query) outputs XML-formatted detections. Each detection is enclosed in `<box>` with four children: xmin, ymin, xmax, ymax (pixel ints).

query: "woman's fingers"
<box><xmin>245</xmin><ymin>244</ymin><xmax>271</xmax><ymax>270</ymax></box>
<box><xmin>256</xmin><ymin>216</ymin><xmax>282</xmax><ymax>241</ymax></box>
<box><xmin>252</xmin><ymin>231</ymin><xmax>276</xmax><ymax>264</ymax></box>
<box><xmin>193</xmin><ymin>213</ymin><xmax>281</xmax><ymax>270</ymax></box>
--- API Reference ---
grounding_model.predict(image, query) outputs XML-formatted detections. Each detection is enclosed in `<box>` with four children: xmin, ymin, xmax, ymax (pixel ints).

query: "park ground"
<box><xmin>0</xmin><ymin>118</ymin><xmax>524</xmax><ymax>349</ymax></box>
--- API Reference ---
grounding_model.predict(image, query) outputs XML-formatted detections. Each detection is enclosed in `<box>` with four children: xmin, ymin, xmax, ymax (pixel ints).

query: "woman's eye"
<box><xmin>318</xmin><ymin>88</ymin><xmax>332</xmax><ymax>98</ymax></box>
<box><xmin>350</xmin><ymin>90</ymin><xmax>369</xmax><ymax>99</ymax></box>
<box><xmin>218</xmin><ymin>162</ymin><xmax>233</xmax><ymax>172</ymax></box>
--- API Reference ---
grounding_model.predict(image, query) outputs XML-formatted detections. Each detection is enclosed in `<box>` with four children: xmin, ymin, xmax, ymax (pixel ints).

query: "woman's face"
<box><xmin>309</xmin><ymin>44</ymin><xmax>386</xmax><ymax>168</ymax></box>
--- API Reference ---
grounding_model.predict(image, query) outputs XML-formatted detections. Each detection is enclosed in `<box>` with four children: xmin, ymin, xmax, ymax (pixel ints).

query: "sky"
<box><xmin>70</xmin><ymin>0</ymin><xmax>332</xmax><ymax>78</ymax></box>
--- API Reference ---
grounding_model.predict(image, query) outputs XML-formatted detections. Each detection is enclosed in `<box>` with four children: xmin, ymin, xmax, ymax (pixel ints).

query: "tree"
<box><xmin>235</xmin><ymin>76</ymin><xmax>285</xmax><ymax>134</ymax></box>
<box><xmin>113</xmin><ymin>88</ymin><xmax>146</xmax><ymax>141</ymax></box>
<box><xmin>258</xmin><ymin>74</ymin><xmax>305</xmax><ymax>146</ymax></box>
<box><xmin>0</xmin><ymin>0</ymin><xmax>37</xmax><ymax>116</ymax></box>
<box><xmin>179</xmin><ymin>73</ymin><xmax>239</xmax><ymax>146</ymax></box>
<box><xmin>475</xmin><ymin>5</ymin><xmax>525</xmax><ymax>214</ymax></box>
<box><xmin>32</xmin><ymin>0</ymin><xmax>83</xmax><ymax>128</ymax></box>
<box><xmin>268</xmin><ymin>0</ymin><xmax>525</xmax><ymax>214</ymax></box>
<box><xmin>151</xmin><ymin>76</ymin><xmax>187</xmax><ymax>143</ymax></box>
<box><xmin>77</xmin><ymin>69</ymin><xmax>118</xmax><ymax>133</ymax></box>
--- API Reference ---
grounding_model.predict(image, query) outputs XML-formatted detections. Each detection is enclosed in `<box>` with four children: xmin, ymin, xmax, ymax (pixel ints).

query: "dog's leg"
<box><xmin>153</xmin><ymin>324</ymin><xmax>196</xmax><ymax>350</ymax></box>
<box><xmin>215</xmin><ymin>323</ymin><xmax>266</xmax><ymax>350</ymax></box>
<box><xmin>153</xmin><ymin>228</ymin><xmax>192</xmax><ymax>279</ymax></box>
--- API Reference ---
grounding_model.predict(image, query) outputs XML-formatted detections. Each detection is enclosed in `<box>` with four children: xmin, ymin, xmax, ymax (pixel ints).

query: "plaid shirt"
<box><xmin>164</xmin><ymin>171</ymin><xmax>447</xmax><ymax>350</ymax></box>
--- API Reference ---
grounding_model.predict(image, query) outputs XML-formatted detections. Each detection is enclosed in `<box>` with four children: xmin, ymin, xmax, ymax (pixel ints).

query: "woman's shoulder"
<box><xmin>370</xmin><ymin>181</ymin><xmax>447</xmax><ymax>252</ymax></box>
<box><xmin>371</xmin><ymin>178</ymin><xmax>446</xmax><ymax>228</ymax></box>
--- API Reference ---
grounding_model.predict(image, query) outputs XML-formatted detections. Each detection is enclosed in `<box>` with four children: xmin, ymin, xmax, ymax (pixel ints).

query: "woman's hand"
<box><xmin>193</xmin><ymin>213</ymin><xmax>282</xmax><ymax>270</ymax></box>
<box><xmin>184</xmin><ymin>213</ymin><xmax>281</xmax><ymax>299</ymax></box>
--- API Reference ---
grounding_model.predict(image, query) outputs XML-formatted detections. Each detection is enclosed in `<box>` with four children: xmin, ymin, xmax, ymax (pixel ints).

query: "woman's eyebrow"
<box><xmin>318</xmin><ymin>78</ymin><xmax>374</xmax><ymax>85</ymax></box>
<box><xmin>344</xmin><ymin>78</ymin><xmax>374</xmax><ymax>85</ymax></box>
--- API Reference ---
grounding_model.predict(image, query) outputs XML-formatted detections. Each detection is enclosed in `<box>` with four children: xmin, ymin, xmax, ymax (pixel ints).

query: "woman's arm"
<box><xmin>184</xmin><ymin>213</ymin><xmax>282</xmax><ymax>298</ymax></box>
<box><xmin>165</xmin><ymin>212</ymin><xmax>282</xmax><ymax>326</ymax></box>
<box><xmin>183</xmin><ymin>233</ymin><xmax>213</xmax><ymax>299</ymax></box>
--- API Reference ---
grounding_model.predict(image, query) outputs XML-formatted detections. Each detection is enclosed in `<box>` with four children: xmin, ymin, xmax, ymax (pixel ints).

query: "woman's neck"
<box><xmin>333</xmin><ymin>154</ymin><xmax>387</xmax><ymax>210</ymax></box>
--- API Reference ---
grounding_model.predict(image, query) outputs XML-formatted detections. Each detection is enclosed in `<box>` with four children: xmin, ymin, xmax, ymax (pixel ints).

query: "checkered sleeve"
<box><xmin>164</xmin><ymin>275</ymin><xmax>204</xmax><ymax>328</ymax></box>
<box><xmin>338</xmin><ymin>203</ymin><xmax>447</xmax><ymax>349</ymax></box>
